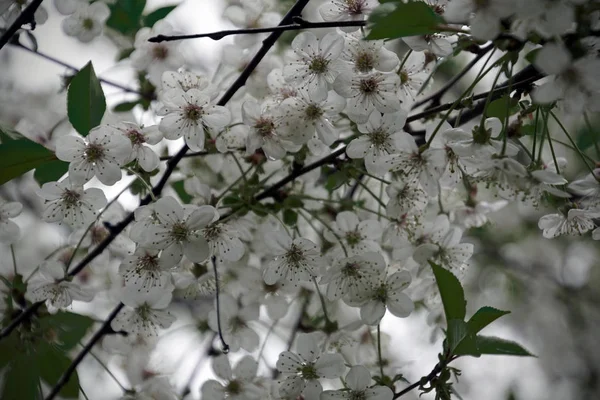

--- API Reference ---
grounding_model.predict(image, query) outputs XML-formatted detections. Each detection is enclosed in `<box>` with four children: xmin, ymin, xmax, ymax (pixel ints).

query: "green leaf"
<box><xmin>485</xmin><ymin>95</ymin><xmax>519</xmax><ymax>123</ymax></box>
<box><xmin>467</xmin><ymin>307</ymin><xmax>510</xmax><ymax>334</ymax></box>
<box><xmin>0</xmin><ymin>122</ymin><xmax>23</xmax><ymax>142</ymax></box>
<box><xmin>143</xmin><ymin>5</ymin><xmax>177</xmax><ymax>27</ymax></box>
<box><xmin>0</xmin><ymin>138</ymin><xmax>57</xmax><ymax>185</ymax></box>
<box><xmin>473</xmin><ymin>336</ymin><xmax>535</xmax><ymax>357</ymax></box>
<box><xmin>447</xmin><ymin>319</ymin><xmax>469</xmax><ymax>353</ymax></box>
<box><xmin>367</xmin><ymin>1</ymin><xmax>444</xmax><ymax>40</ymax></box>
<box><xmin>113</xmin><ymin>100</ymin><xmax>139</xmax><ymax>113</ymax></box>
<box><xmin>107</xmin><ymin>0</ymin><xmax>147</xmax><ymax>36</ymax></box>
<box><xmin>38</xmin><ymin>312</ymin><xmax>95</xmax><ymax>352</ymax></box>
<box><xmin>283</xmin><ymin>209</ymin><xmax>298</xmax><ymax>226</ymax></box>
<box><xmin>172</xmin><ymin>180</ymin><xmax>193</xmax><ymax>204</ymax></box>
<box><xmin>524</xmin><ymin>48</ymin><xmax>541</xmax><ymax>65</ymax></box>
<box><xmin>34</xmin><ymin>159</ymin><xmax>69</xmax><ymax>185</ymax></box>
<box><xmin>430</xmin><ymin>261</ymin><xmax>466</xmax><ymax>323</ymax></box>
<box><xmin>1</xmin><ymin>354</ymin><xmax>39</xmax><ymax>400</ymax></box>
<box><xmin>117</xmin><ymin>47</ymin><xmax>135</xmax><ymax>61</ymax></box>
<box><xmin>283</xmin><ymin>195</ymin><xmax>304</xmax><ymax>208</ymax></box>
<box><xmin>67</xmin><ymin>62</ymin><xmax>106</xmax><ymax>137</ymax></box>
<box><xmin>38</xmin><ymin>343</ymin><xmax>79</xmax><ymax>398</ymax></box>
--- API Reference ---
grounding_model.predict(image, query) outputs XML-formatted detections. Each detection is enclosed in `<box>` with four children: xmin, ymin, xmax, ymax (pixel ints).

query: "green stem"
<box><xmin>550</xmin><ymin>111</ymin><xmax>597</xmax><ymax>177</ymax></box>
<box><xmin>312</xmin><ymin>276</ymin><xmax>332</xmax><ymax>326</ymax></box>
<box><xmin>10</xmin><ymin>245</ymin><xmax>17</xmax><ymax>276</ymax></box>
<box><xmin>377</xmin><ymin>324</ymin><xmax>385</xmax><ymax>378</ymax></box>
<box><xmin>81</xmin><ymin>341</ymin><xmax>128</xmax><ymax>392</ymax></box>
<box><xmin>300</xmin><ymin>209</ymin><xmax>349</xmax><ymax>256</ymax></box>
<box><xmin>355</xmin><ymin>179</ymin><xmax>386</xmax><ymax>208</ymax></box>
<box><xmin>584</xmin><ymin>112</ymin><xmax>600</xmax><ymax>159</ymax></box>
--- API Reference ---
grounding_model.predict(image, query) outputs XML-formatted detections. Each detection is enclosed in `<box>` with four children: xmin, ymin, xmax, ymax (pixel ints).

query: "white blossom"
<box><xmin>37</xmin><ymin>179</ymin><xmax>106</xmax><ymax>227</ymax></box>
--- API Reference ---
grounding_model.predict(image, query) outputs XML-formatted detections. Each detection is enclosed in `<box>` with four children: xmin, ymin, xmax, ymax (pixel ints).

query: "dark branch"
<box><xmin>0</xmin><ymin>0</ymin><xmax>44</xmax><ymax>51</ymax></box>
<box><xmin>148</xmin><ymin>18</ymin><xmax>366</xmax><ymax>43</ymax></box>
<box><xmin>44</xmin><ymin>304</ymin><xmax>124</xmax><ymax>400</ymax></box>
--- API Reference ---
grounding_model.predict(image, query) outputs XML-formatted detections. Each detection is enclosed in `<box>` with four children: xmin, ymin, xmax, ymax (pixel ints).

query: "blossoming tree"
<box><xmin>1</xmin><ymin>0</ymin><xmax>600</xmax><ymax>399</ymax></box>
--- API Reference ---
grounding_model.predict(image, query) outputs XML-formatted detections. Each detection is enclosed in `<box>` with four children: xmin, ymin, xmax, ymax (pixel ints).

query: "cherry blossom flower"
<box><xmin>55</xmin><ymin>126</ymin><xmax>132</xmax><ymax>186</ymax></box>
<box><xmin>276</xmin><ymin>333</ymin><xmax>346</xmax><ymax>400</ymax></box>
<box><xmin>27</xmin><ymin>261</ymin><xmax>94</xmax><ymax>313</ymax></box>
<box><xmin>223</xmin><ymin>0</ymin><xmax>281</xmax><ymax>48</ymax></box>
<box><xmin>119</xmin><ymin>247</ymin><xmax>174</xmax><ymax>294</ymax></box>
<box><xmin>321</xmin><ymin>365</ymin><xmax>393</xmax><ymax>400</ymax></box>
<box><xmin>0</xmin><ymin>199</ymin><xmax>22</xmax><ymax>244</ymax></box>
<box><xmin>346</xmin><ymin>110</ymin><xmax>408</xmax><ymax>175</ymax></box>
<box><xmin>348</xmin><ymin>271</ymin><xmax>414</xmax><ymax>325</ymax></box>
<box><xmin>319</xmin><ymin>0</ymin><xmax>379</xmax><ymax>32</ymax></box>
<box><xmin>532</xmin><ymin>42</ymin><xmax>600</xmax><ymax>113</ymax></box>
<box><xmin>340</xmin><ymin>32</ymin><xmax>400</xmax><ymax>73</ymax></box>
<box><xmin>444</xmin><ymin>0</ymin><xmax>515</xmax><ymax>41</ymax></box>
<box><xmin>538</xmin><ymin>208</ymin><xmax>600</xmax><ymax>238</ymax></box>
<box><xmin>112</xmin><ymin>290</ymin><xmax>175</xmax><ymax>337</ymax></box>
<box><xmin>130</xmin><ymin>21</ymin><xmax>185</xmax><ymax>86</ymax></box>
<box><xmin>413</xmin><ymin>226</ymin><xmax>474</xmax><ymax>271</ymax></box>
<box><xmin>37</xmin><ymin>179</ymin><xmax>106</xmax><ymax>227</ymax></box>
<box><xmin>208</xmin><ymin>293</ymin><xmax>260</xmax><ymax>352</ymax></box>
<box><xmin>396</xmin><ymin>51</ymin><xmax>431</xmax><ymax>106</ymax></box>
<box><xmin>263</xmin><ymin>230</ymin><xmax>325</xmax><ymax>287</ymax></box>
<box><xmin>160</xmin><ymin>70</ymin><xmax>218</xmax><ymax>100</ymax></box>
<box><xmin>320</xmin><ymin>252</ymin><xmax>386</xmax><ymax>302</ymax></box>
<box><xmin>138</xmin><ymin>196</ymin><xmax>216</xmax><ymax>265</ymax></box>
<box><xmin>385</xmin><ymin>180</ymin><xmax>429</xmax><ymax>219</ymax></box>
<box><xmin>112</xmin><ymin>122</ymin><xmax>162</xmax><ymax>172</ymax></box>
<box><xmin>158</xmin><ymin>88</ymin><xmax>231</xmax><ymax>151</ymax></box>
<box><xmin>201</xmin><ymin>355</ymin><xmax>264</xmax><ymax>400</ymax></box>
<box><xmin>324</xmin><ymin>211</ymin><xmax>383</xmax><ymax>256</ymax></box>
<box><xmin>283</xmin><ymin>31</ymin><xmax>347</xmax><ymax>102</ymax></box>
<box><xmin>202</xmin><ymin>220</ymin><xmax>246</xmax><ymax>262</ymax></box>
<box><xmin>61</xmin><ymin>2</ymin><xmax>110</xmax><ymax>43</ymax></box>
<box><xmin>403</xmin><ymin>34</ymin><xmax>453</xmax><ymax>57</ymax></box>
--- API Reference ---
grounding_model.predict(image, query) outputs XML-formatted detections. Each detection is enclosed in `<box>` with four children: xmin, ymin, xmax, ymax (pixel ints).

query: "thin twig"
<box><xmin>149</xmin><ymin>18</ymin><xmax>365</xmax><ymax>42</ymax></box>
<box><xmin>0</xmin><ymin>0</ymin><xmax>44</xmax><ymax>51</ymax></box>
<box><xmin>211</xmin><ymin>256</ymin><xmax>229</xmax><ymax>353</ymax></box>
<box><xmin>44</xmin><ymin>304</ymin><xmax>124</xmax><ymax>400</ymax></box>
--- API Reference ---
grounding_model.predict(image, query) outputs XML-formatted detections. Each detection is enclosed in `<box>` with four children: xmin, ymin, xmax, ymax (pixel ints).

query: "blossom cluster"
<box><xmin>1</xmin><ymin>0</ymin><xmax>600</xmax><ymax>399</ymax></box>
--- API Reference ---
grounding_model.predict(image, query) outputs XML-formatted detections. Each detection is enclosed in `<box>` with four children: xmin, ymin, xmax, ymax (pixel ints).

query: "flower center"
<box><xmin>126</xmin><ymin>129</ymin><xmax>146</xmax><ymax>146</ymax></box>
<box><xmin>309</xmin><ymin>55</ymin><xmax>330</xmax><ymax>74</ymax></box>
<box><xmin>355</xmin><ymin>51</ymin><xmax>375</xmax><ymax>73</ymax></box>
<box><xmin>138</xmin><ymin>254</ymin><xmax>160</xmax><ymax>271</ymax></box>
<box><xmin>171</xmin><ymin>222</ymin><xmax>190</xmax><ymax>242</ymax></box>
<box><xmin>472</xmin><ymin>124</ymin><xmax>492</xmax><ymax>144</ymax></box>
<box><xmin>374</xmin><ymin>283</ymin><xmax>388</xmax><ymax>302</ymax></box>
<box><xmin>345</xmin><ymin>0</ymin><xmax>366</xmax><ymax>15</ymax></box>
<box><xmin>90</xmin><ymin>226</ymin><xmax>109</xmax><ymax>245</ymax></box>
<box><xmin>226</xmin><ymin>380</ymin><xmax>242</xmax><ymax>395</ymax></box>
<box><xmin>342</xmin><ymin>262</ymin><xmax>361</xmax><ymax>278</ymax></box>
<box><xmin>400</xmin><ymin>70</ymin><xmax>409</xmax><ymax>85</ymax></box>
<box><xmin>203</xmin><ymin>224</ymin><xmax>222</xmax><ymax>241</ymax></box>
<box><xmin>305</xmin><ymin>104</ymin><xmax>324</xmax><ymax>120</ymax></box>
<box><xmin>474</xmin><ymin>0</ymin><xmax>490</xmax><ymax>9</ymax></box>
<box><xmin>285</xmin><ymin>244</ymin><xmax>305</xmax><ymax>265</ymax></box>
<box><xmin>152</xmin><ymin>45</ymin><xmax>169</xmax><ymax>60</ymax></box>
<box><xmin>61</xmin><ymin>189</ymin><xmax>81</xmax><ymax>207</ymax></box>
<box><xmin>350</xmin><ymin>391</ymin><xmax>367</xmax><ymax>400</ymax></box>
<box><xmin>369</xmin><ymin>129</ymin><xmax>389</xmax><ymax>147</ymax></box>
<box><xmin>255</xmin><ymin>117</ymin><xmax>276</xmax><ymax>137</ymax></box>
<box><xmin>359</xmin><ymin>77</ymin><xmax>378</xmax><ymax>94</ymax></box>
<box><xmin>345</xmin><ymin>230</ymin><xmax>362</xmax><ymax>246</ymax></box>
<box><xmin>85</xmin><ymin>143</ymin><xmax>105</xmax><ymax>163</ymax></box>
<box><xmin>184</xmin><ymin>104</ymin><xmax>203</xmax><ymax>122</ymax></box>
<box><xmin>298</xmin><ymin>363</ymin><xmax>319</xmax><ymax>380</ymax></box>
<box><xmin>82</xmin><ymin>18</ymin><xmax>94</xmax><ymax>31</ymax></box>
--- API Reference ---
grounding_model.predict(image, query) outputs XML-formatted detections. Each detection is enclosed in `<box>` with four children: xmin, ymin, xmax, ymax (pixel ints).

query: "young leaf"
<box><xmin>172</xmin><ymin>180</ymin><xmax>193</xmax><ymax>204</ymax></box>
<box><xmin>485</xmin><ymin>95</ymin><xmax>519</xmax><ymax>123</ymax></box>
<box><xmin>113</xmin><ymin>100</ymin><xmax>139</xmax><ymax>113</ymax></box>
<box><xmin>430</xmin><ymin>261</ymin><xmax>466</xmax><ymax>322</ymax></box>
<box><xmin>37</xmin><ymin>343</ymin><xmax>80</xmax><ymax>398</ymax></box>
<box><xmin>0</xmin><ymin>138</ymin><xmax>57</xmax><ymax>185</ymax></box>
<box><xmin>446</xmin><ymin>319</ymin><xmax>469</xmax><ymax>353</ymax></box>
<box><xmin>143</xmin><ymin>5</ymin><xmax>177</xmax><ymax>27</ymax></box>
<box><xmin>107</xmin><ymin>0</ymin><xmax>147</xmax><ymax>36</ymax></box>
<box><xmin>38</xmin><ymin>311</ymin><xmax>95</xmax><ymax>352</ymax></box>
<box><xmin>474</xmin><ymin>336</ymin><xmax>535</xmax><ymax>357</ymax></box>
<box><xmin>367</xmin><ymin>1</ymin><xmax>443</xmax><ymax>40</ymax></box>
<box><xmin>283</xmin><ymin>209</ymin><xmax>298</xmax><ymax>226</ymax></box>
<box><xmin>67</xmin><ymin>62</ymin><xmax>106</xmax><ymax>137</ymax></box>
<box><xmin>467</xmin><ymin>306</ymin><xmax>510</xmax><ymax>334</ymax></box>
<box><xmin>1</xmin><ymin>354</ymin><xmax>39</xmax><ymax>400</ymax></box>
<box><xmin>34</xmin><ymin>159</ymin><xmax>69</xmax><ymax>185</ymax></box>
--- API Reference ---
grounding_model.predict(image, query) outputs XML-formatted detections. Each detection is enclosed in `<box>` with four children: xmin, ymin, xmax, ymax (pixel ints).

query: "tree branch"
<box><xmin>148</xmin><ymin>18</ymin><xmax>366</xmax><ymax>43</ymax></box>
<box><xmin>0</xmin><ymin>0</ymin><xmax>44</xmax><ymax>51</ymax></box>
<box><xmin>44</xmin><ymin>304</ymin><xmax>124</xmax><ymax>400</ymax></box>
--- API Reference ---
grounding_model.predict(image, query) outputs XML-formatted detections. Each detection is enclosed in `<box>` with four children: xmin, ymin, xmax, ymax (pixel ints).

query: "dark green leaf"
<box><xmin>474</xmin><ymin>336</ymin><xmax>535</xmax><ymax>357</ymax></box>
<box><xmin>67</xmin><ymin>62</ymin><xmax>106</xmax><ymax>136</ymax></box>
<box><xmin>113</xmin><ymin>101</ymin><xmax>139</xmax><ymax>113</ymax></box>
<box><xmin>34</xmin><ymin>159</ymin><xmax>69</xmax><ymax>185</ymax></box>
<box><xmin>38</xmin><ymin>343</ymin><xmax>79</xmax><ymax>398</ymax></box>
<box><xmin>117</xmin><ymin>47</ymin><xmax>135</xmax><ymax>61</ymax></box>
<box><xmin>1</xmin><ymin>354</ymin><xmax>39</xmax><ymax>400</ymax></box>
<box><xmin>0</xmin><ymin>138</ymin><xmax>57</xmax><ymax>185</ymax></box>
<box><xmin>0</xmin><ymin>122</ymin><xmax>23</xmax><ymax>142</ymax></box>
<box><xmin>143</xmin><ymin>5</ymin><xmax>177</xmax><ymax>27</ymax></box>
<box><xmin>447</xmin><ymin>319</ymin><xmax>469</xmax><ymax>353</ymax></box>
<box><xmin>325</xmin><ymin>170</ymin><xmax>349</xmax><ymax>192</ymax></box>
<box><xmin>172</xmin><ymin>180</ymin><xmax>193</xmax><ymax>204</ymax></box>
<box><xmin>0</xmin><ymin>334</ymin><xmax>19</xmax><ymax>369</ymax></box>
<box><xmin>38</xmin><ymin>312</ymin><xmax>95</xmax><ymax>352</ymax></box>
<box><xmin>222</xmin><ymin>195</ymin><xmax>241</xmax><ymax>207</ymax></box>
<box><xmin>525</xmin><ymin>48</ymin><xmax>541</xmax><ymax>65</ymax></box>
<box><xmin>107</xmin><ymin>0</ymin><xmax>147</xmax><ymax>36</ymax></box>
<box><xmin>485</xmin><ymin>95</ymin><xmax>519</xmax><ymax>123</ymax></box>
<box><xmin>467</xmin><ymin>307</ymin><xmax>510</xmax><ymax>334</ymax></box>
<box><xmin>367</xmin><ymin>1</ymin><xmax>443</xmax><ymax>40</ymax></box>
<box><xmin>283</xmin><ymin>209</ymin><xmax>298</xmax><ymax>226</ymax></box>
<box><xmin>430</xmin><ymin>261</ymin><xmax>466</xmax><ymax>323</ymax></box>
<box><xmin>283</xmin><ymin>196</ymin><xmax>304</xmax><ymax>208</ymax></box>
